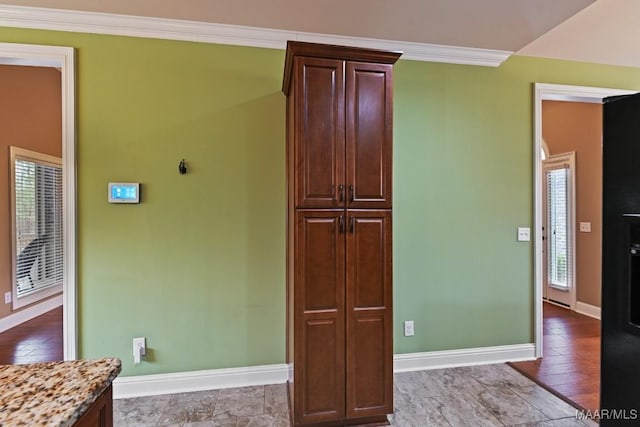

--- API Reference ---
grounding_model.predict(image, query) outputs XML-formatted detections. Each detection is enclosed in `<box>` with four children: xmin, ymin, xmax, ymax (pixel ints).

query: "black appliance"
<box><xmin>602</xmin><ymin>92</ymin><xmax>640</xmax><ymax>424</ymax></box>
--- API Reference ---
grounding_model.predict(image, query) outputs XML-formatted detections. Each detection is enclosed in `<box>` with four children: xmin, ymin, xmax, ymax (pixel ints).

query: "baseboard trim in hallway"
<box><xmin>576</xmin><ymin>301</ymin><xmax>601</xmax><ymax>320</ymax></box>
<box><xmin>114</xmin><ymin>343</ymin><xmax>536</xmax><ymax>399</ymax></box>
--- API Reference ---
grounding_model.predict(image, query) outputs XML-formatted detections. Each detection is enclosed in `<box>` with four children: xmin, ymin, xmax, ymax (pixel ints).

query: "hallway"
<box><xmin>509</xmin><ymin>302</ymin><xmax>600</xmax><ymax>412</ymax></box>
<box><xmin>0</xmin><ymin>306</ymin><xmax>63</xmax><ymax>365</ymax></box>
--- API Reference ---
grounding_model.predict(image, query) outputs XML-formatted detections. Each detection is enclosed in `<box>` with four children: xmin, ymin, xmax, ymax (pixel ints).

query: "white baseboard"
<box><xmin>114</xmin><ymin>343</ymin><xmax>535</xmax><ymax>399</ymax></box>
<box><xmin>393</xmin><ymin>343</ymin><xmax>536</xmax><ymax>373</ymax></box>
<box><xmin>576</xmin><ymin>301</ymin><xmax>601</xmax><ymax>320</ymax></box>
<box><xmin>0</xmin><ymin>294</ymin><xmax>63</xmax><ymax>333</ymax></box>
<box><xmin>113</xmin><ymin>363</ymin><xmax>289</xmax><ymax>399</ymax></box>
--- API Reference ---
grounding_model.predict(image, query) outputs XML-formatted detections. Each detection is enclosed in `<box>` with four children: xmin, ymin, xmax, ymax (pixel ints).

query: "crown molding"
<box><xmin>0</xmin><ymin>5</ymin><xmax>512</xmax><ymax>67</ymax></box>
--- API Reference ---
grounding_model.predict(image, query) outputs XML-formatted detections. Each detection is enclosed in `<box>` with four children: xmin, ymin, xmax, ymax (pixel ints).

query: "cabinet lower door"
<box><xmin>345</xmin><ymin>210</ymin><xmax>393</xmax><ymax>419</ymax></box>
<box><xmin>295</xmin><ymin>210</ymin><xmax>346</xmax><ymax>424</ymax></box>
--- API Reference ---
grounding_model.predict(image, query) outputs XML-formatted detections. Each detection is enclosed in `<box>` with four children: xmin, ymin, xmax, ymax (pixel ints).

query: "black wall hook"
<box><xmin>178</xmin><ymin>159</ymin><xmax>187</xmax><ymax>175</ymax></box>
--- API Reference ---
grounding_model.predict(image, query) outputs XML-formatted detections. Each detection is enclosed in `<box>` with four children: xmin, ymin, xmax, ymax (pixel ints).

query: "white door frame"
<box><xmin>533</xmin><ymin>83</ymin><xmax>636</xmax><ymax>358</ymax></box>
<box><xmin>0</xmin><ymin>42</ymin><xmax>76</xmax><ymax>360</ymax></box>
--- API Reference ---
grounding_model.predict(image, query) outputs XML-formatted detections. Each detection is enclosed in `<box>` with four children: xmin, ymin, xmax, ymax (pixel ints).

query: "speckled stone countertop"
<box><xmin>0</xmin><ymin>358</ymin><xmax>121</xmax><ymax>426</ymax></box>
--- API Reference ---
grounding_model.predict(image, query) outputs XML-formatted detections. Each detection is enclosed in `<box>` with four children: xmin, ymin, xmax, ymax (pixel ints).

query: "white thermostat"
<box><xmin>108</xmin><ymin>182</ymin><xmax>140</xmax><ymax>203</ymax></box>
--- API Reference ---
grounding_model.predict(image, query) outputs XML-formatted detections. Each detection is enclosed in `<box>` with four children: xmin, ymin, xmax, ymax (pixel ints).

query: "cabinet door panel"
<box><xmin>346</xmin><ymin>62</ymin><xmax>393</xmax><ymax>209</ymax></box>
<box><xmin>297</xmin><ymin>211</ymin><xmax>345</xmax><ymax>311</ymax></box>
<box><xmin>302</xmin><ymin>316</ymin><xmax>343</xmax><ymax>419</ymax></box>
<box><xmin>346</xmin><ymin>211</ymin><xmax>392</xmax><ymax>418</ymax></box>
<box><xmin>295</xmin><ymin>57</ymin><xmax>345</xmax><ymax>208</ymax></box>
<box><xmin>295</xmin><ymin>210</ymin><xmax>345</xmax><ymax>424</ymax></box>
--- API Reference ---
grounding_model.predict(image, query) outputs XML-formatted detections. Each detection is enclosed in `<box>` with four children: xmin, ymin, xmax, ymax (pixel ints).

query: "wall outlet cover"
<box><xmin>404</xmin><ymin>320</ymin><xmax>415</xmax><ymax>337</ymax></box>
<box><xmin>517</xmin><ymin>227</ymin><xmax>531</xmax><ymax>242</ymax></box>
<box><xmin>4</xmin><ymin>292</ymin><xmax>11</xmax><ymax>304</ymax></box>
<box><xmin>580</xmin><ymin>222</ymin><xmax>592</xmax><ymax>232</ymax></box>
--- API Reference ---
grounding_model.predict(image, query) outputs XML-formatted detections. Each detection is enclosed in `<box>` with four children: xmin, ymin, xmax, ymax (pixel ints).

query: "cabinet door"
<box><xmin>295</xmin><ymin>210</ymin><xmax>346</xmax><ymax>424</ymax></box>
<box><xmin>345</xmin><ymin>210</ymin><xmax>392</xmax><ymax>419</ymax></box>
<box><xmin>295</xmin><ymin>57</ymin><xmax>345</xmax><ymax>209</ymax></box>
<box><xmin>346</xmin><ymin>62</ymin><xmax>393</xmax><ymax>209</ymax></box>
<box><xmin>74</xmin><ymin>385</ymin><xmax>113</xmax><ymax>427</ymax></box>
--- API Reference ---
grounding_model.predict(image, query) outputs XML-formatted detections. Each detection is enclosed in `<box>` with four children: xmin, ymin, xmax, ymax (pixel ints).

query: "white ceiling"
<box><xmin>518</xmin><ymin>0</ymin><xmax>640</xmax><ymax>68</ymax></box>
<box><xmin>1</xmin><ymin>0</ymin><xmax>640</xmax><ymax>68</ymax></box>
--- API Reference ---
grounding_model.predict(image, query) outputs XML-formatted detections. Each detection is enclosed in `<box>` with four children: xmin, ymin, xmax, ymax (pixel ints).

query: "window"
<box><xmin>547</xmin><ymin>166</ymin><xmax>569</xmax><ymax>288</ymax></box>
<box><xmin>10</xmin><ymin>147</ymin><xmax>63</xmax><ymax>308</ymax></box>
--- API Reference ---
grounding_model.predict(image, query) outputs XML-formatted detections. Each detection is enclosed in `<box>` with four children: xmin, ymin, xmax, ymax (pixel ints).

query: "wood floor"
<box><xmin>509</xmin><ymin>302</ymin><xmax>600</xmax><ymax>413</ymax></box>
<box><xmin>0</xmin><ymin>306</ymin><xmax>63</xmax><ymax>365</ymax></box>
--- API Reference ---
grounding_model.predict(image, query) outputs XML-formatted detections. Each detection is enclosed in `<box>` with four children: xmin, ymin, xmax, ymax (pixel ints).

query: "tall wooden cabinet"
<box><xmin>283</xmin><ymin>41</ymin><xmax>401</xmax><ymax>427</ymax></box>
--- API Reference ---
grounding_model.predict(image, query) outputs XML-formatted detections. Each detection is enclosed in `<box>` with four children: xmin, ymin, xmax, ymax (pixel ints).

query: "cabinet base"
<box><xmin>293</xmin><ymin>414</ymin><xmax>390</xmax><ymax>427</ymax></box>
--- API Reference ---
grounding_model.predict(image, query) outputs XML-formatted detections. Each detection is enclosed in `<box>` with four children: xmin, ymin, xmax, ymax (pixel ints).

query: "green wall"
<box><xmin>1</xmin><ymin>27</ymin><xmax>639</xmax><ymax>376</ymax></box>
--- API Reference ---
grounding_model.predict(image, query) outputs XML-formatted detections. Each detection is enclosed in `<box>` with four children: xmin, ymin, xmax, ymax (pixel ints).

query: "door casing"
<box><xmin>0</xmin><ymin>42</ymin><xmax>76</xmax><ymax>360</ymax></box>
<box><xmin>533</xmin><ymin>83</ymin><xmax>635</xmax><ymax>358</ymax></box>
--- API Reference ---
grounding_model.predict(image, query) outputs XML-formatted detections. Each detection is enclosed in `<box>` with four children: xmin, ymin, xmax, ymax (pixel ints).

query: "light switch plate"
<box><xmin>580</xmin><ymin>222</ymin><xmax>592</xmax><ymax>232</ymax></box>
<box><xmin>4</xmin><ymin>292</ymin><xmax>11</xmax><ymax>304</ymax></box>
<box><xmin>517</xmin><ymin>227</ymin><xmax>531</xmax><ymax>242</ymax></box>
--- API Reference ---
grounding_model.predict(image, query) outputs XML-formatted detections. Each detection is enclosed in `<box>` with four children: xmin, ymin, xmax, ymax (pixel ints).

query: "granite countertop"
<box><xmin>0</xmin><ymin>358</ymin><xmax>121</xmax><ymax>427</ymax></box>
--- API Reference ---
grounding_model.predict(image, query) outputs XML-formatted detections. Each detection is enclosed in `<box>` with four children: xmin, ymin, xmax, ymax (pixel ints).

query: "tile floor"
<box><xmin>114</xmin><ymin>364</ymin><xmax>598</xmax><ymax>427</ymax></box>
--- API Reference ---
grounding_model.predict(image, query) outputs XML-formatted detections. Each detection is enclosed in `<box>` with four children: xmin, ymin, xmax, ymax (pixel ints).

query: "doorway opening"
<box><xmin>0</xmin><ymin>42</ymin><xmax>76</xmax><ymax>361</ymax></box>
<box><xmin>511</xmin><ymin>84</ymin><xmax>633</xmax><ymax>410</ymax></box>
<box><xmin>533</xmin><ymin>83</ymin><xmax>635</xmax><ymax>358</ymax></box>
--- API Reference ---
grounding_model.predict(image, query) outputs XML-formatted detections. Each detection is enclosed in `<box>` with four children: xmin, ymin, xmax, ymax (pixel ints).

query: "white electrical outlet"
<box><xmin>517</xmin><ymin>227</ymin><xmax>531</xmax><ymax>242</ymax></box>
<box><xmin>580</xmin><ymin>222</ymin><xmax>592</xmax><ymax>233</ymax></box>
<box><xmin>404</xmin><ymin>320</ymin><xmax>415</xmax><ymax>337</ymax></box>
<box><xmin>4</xmin><ymin>292</ymin><xmax>11</xmax><ymax>304</ymax></box>
<box><xmin>133</xmin><ymin>337</ymin><xmax>146</xmax><ymax>364</ymax></box>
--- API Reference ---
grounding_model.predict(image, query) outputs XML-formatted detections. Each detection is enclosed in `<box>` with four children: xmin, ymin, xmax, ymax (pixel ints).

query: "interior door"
<box><xmin>542</xmin><ymin>153</ymin><xmax>576</xmax><ymax>308</ymax></box>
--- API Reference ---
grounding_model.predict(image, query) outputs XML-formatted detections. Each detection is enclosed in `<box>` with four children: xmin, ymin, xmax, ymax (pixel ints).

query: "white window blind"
<box><xmin>547</xmin><ymin>167</ymin><xmax>569</xmax><ymax>288</ymax></box>
<box><xmin>12</xmin><ymin>149</ymin><xmax>63</xmax><ymax>300</ymax></box>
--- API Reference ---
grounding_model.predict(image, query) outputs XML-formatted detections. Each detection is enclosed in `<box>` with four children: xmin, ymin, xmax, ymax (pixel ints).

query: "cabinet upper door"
<box><xmin>346</xmin><ymin>62</ymin><xmax>393</xmax><ymax>209</ymax></box>
<box><xmin>294</xmin><ymin>56</ymin><xmax>345</xmax><ymax>209</ymax></box>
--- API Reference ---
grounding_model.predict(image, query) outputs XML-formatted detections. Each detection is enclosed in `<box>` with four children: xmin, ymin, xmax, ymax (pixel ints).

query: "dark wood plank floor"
<box><xmin>509</xmin><ymin>302</ymin><xmax>600</xmax><ymax>413</ymax></box>
<box><xmin>0</xmin><ymin>306</ymin><xmax>63</xmax><ymax>365</ymax></box>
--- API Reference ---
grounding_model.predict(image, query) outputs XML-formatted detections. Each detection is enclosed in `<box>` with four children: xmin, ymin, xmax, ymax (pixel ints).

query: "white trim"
<box><xmin>576</xmin><ymin>301</ymin><xmax>601</xmax><ymax>320</ymax></box>
<box><xmin>393</xmin><ymin>344</ymin><xmax>535</xmax><ymax>373</ymax></box>
<box><xmin>0</xmin><ymin>5</ymin><xmax>512</xmax><ymax>67</ymax></box>
<box><xmin>533</xmin><ymin>83</ymin><xmax>636</xmax><ymax>359</ymax></box>
<box><xmin>0</xmin><ymin>294</ymin><xmax>62</xmax><ymax>333</ymax></box>
<box><xmin>113</xmin><ymin>363</ymin><xmax>289</xmax><ymax>399</ymax></box>
<box><xmin>60</xmin><ymin>44</ymin><xmax>77</xmax><ymax>362</ymax></box>
<box><xmin>0</xmin><ymin>42</ymin><xmax>77</xmax><ymax>361</ymax></box>
<box><xmin>114</xmin><ymin>344</ymin><xmax>535</xmax><ymax>399</ymax></box>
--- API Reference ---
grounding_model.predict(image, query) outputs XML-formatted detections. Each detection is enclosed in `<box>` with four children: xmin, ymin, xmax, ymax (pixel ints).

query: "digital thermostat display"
<box><xmin>108</xmin><ymin>182</ymin><xmax>140</xmax><ymax>203</ymax></box>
